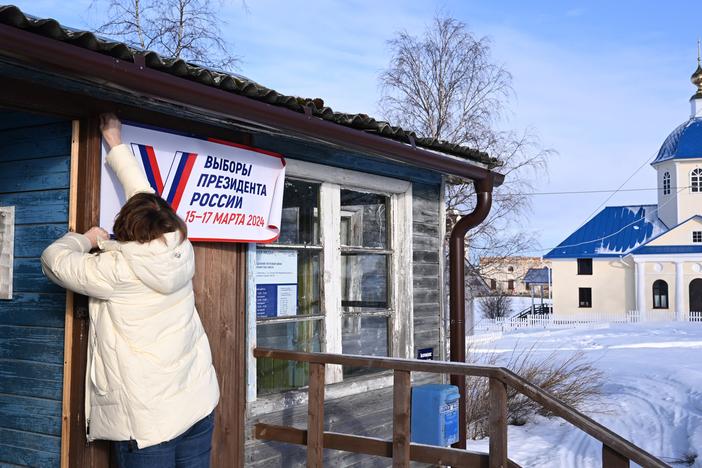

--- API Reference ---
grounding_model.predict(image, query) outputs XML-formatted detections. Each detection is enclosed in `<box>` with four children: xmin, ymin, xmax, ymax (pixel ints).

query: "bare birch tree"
<box><xmin>91</xmin><ymin>0</ymin><xmax>239</xmax><ymax>70</ymax></box>
<box><xmin>379</xmin><ymin>15</ymin><xmax>552</xmax><ymax>273</ymax></box>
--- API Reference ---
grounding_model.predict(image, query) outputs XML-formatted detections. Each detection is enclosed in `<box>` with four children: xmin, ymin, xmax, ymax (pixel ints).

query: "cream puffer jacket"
<box><xmin>41</xmin><ymin>144</ymin><xmax>219</xmax><ymax>449</ymax></box>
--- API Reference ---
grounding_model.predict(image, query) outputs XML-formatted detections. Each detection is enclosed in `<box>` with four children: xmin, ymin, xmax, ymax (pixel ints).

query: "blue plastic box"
<box><xmin>410</xmin><ymin>384</ymin><xmax>459</xmax><ymax>446</ymax></box>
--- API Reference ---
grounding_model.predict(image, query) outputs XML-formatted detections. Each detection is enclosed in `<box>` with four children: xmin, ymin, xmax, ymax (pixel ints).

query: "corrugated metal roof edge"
<box><xmin>0</xmin><ymin>4</ymin><xmax>499</xmax><ymax>168</ymax></box>
<box><xmin>630</xmin><ymin>245</ymin><xmax>702</xmax><ymax>255</ymax></box>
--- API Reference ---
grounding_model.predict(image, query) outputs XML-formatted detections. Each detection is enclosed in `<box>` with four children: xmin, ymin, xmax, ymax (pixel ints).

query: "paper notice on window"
<box><xmin>255</xmin><ymin>249</ymin><xmax>298</xmax><ymax>318</ymax></box>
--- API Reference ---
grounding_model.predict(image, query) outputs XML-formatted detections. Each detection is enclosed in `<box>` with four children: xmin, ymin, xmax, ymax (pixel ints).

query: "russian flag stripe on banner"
<box><xmin>133</xmin><ymin>143</ymin><xmax>164</xmax><ymax>194</ymax></box>
<box><xmin>166</xmin><ymin>152</ymin><xmax>197</xmax><ymax>210</ymax></box>
<box><xmin>101</xmin><ymin>123</ymin><xmax>286</xmax><ymax>243</ymax></box>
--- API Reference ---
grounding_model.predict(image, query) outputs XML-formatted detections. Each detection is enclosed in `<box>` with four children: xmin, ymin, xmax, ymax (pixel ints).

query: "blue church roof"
<box><xmin>630</xmin><ymin>245</ymin><xmax>702</xmax><ymax>255</ymax></box>
<box><xmin>652</xmin><ymin>117</ymin><xmax>702</xmax><ymax>164</ymax></box>
<box><xmin>544</xmin><ymin>205</ymin><xmax>668</xmax><ymax>259</ymax></box>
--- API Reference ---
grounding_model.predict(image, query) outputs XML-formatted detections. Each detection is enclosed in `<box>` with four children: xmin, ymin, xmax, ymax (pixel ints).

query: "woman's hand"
<box><xmin>84</xmin><ymin>226</ymin><xmax>109</xmax><ymax>249</ymax></box>
<box><xmin>100</xmin><ymin>113</ymin><xmax>123</xmax><ymax>150</ymax></box>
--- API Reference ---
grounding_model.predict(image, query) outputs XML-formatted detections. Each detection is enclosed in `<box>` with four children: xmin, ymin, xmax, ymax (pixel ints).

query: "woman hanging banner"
<box><xmin>100</xmin><ymin>123</ymin><xmax>286</xmax><ymax>242</ymax></box>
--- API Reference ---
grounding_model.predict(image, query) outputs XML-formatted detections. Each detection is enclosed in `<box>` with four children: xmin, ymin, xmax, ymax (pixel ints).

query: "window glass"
<box><xmin>693</xmin><ymin>231</ymin><xmax>702</xmax><ymax>243</ymax></box>
<box><xmin>578</xmin><ymin>287</ymin><xmax>592</xmax><ymax>308</ymax></box>
<box><xmin>341</xmin><ymin>253</ymin><xmax>388</xmax><ymax>308</ymax></box>
<box><xmin>257</xmin><ymin>320</ymin><xmax>321</xmax><ymax>394</ymax></box>
<box><xmin>692</xmin><ymin>168</ymin><xmax>702</xmax><ymax>193</ymax></box>
<box><xmin>340</xmin><ymin>190</ymin><xmax>388</xmax><ymax>248</ymax></box>
<box><xmin>663</xmin><ymin>172</ymin><xmax>671</xmax><ymax>195</ymax></box>
<box><xmin>342</xmin><ymin>315</ymin><xmax>388</xmax><ymax>377</ymax></box>
<box><xmin>277</xmin><ymin>180</ymin><xmax>320</xmax><ymax>245</ymax></box>
<box><xmin>577</xmin><ymin>258</ymin><xmax>593</xmax><ymax>275</ymax></box>
<box><xmin>256</xmin><ymin>249</ymin><xmax>321</xmax><ymax>318</ymax></box>
<box><xmin>653</xmin><ymin>280</ymin><xmax>669</xmax><ymax>309</ymax></box>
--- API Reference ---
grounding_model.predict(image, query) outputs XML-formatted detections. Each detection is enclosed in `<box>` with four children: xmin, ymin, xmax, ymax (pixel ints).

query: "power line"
<box><xmin>503</xmin><ymin>186</ymin><xmax>691</xmax><ymax>196</ymax></box>
<box><xmin>512</xmin><ymin>148</ymin><xmax>677</xmax><ymax>256</ymax></box>
<box><xmin>519</xmin><ymin>184</ymin><xmax>687</xmax><ymax>255</ymax></box>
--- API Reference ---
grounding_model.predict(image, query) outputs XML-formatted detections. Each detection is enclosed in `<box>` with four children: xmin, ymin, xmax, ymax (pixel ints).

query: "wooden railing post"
<box><xmin>489</xmin><ymin>378</ymin><xmax>508</xmax><ymax>468</ymax></box>
<box><xmin>307</xmin><ymin>362</ymin><xmax>326</xmax><ymax>468</ymax></box>
<box><xmin>603</xmin><ymin>444</ymin><xmax>629</xmax><ymax>468</ymax></box>
<box><xmin>392</xmin><ymin>370</ymin><xmax>411</xmax><ymax>467</ymax></box>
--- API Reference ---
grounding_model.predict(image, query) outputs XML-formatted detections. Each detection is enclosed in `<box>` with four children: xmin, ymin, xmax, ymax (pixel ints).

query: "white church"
<box><xmin>545</xmin><ymin>61</ymin><xmax>702</xmax><ymax>320</ymax></box>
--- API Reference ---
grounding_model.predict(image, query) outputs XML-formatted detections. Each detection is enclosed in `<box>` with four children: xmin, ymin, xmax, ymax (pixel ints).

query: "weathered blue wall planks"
<box><xmin>0</xmin><ymin>110</ymin><xmax>70</xmax><ymax>467</ymax></box>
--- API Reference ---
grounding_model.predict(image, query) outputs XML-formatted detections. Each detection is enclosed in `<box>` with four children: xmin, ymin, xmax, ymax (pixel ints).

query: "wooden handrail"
<box><xmin>253</xmin><ymin>348</ymin><xmax>670</xmax><ymax>468</ymax></box>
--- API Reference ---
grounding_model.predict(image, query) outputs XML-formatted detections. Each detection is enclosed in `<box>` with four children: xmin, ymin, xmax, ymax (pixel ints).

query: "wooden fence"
<box><xmin>472</xmin><ymin>310</ymin><xmax>702</xmax><ymax>335</ymax></box>
<box><xmin>253</xmin><ymin>348</ymin><xmax>669</xmax><ymax>468</ymax></box>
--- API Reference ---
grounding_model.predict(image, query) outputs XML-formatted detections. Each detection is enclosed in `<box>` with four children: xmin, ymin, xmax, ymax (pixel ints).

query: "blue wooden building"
<box><xmin>0</xmin><ymin>5</ymin><xmax>502</xmax><ymax>467</ymax></box>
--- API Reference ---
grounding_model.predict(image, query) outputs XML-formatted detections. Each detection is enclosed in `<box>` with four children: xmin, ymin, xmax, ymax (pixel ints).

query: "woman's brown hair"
<box><xmin>113</xmin><ymin>193</ymin><xmax>187</xmax><ymax>243</ymax></box>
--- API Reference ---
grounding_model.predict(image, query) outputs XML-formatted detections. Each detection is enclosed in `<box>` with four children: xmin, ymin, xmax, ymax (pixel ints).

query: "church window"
<box><xmin>652</xmin><ymin>280</ymin><xmax>669</xmax><ymax>309</ymax></box>
<box><xmin>578</xmin><ymin>288</ymin><xmax>592</xmax><ymax>308</ymax></box>
<box><xmin>692</xmin><ymin>168</ymin><xmax>702</xmax><ymax>193</ymax></box>
<box><xmin>694</xmin><ymin>231</ymin><xmax>702</xmax><ymax>243</ymax></box>
<box><xmin>663</xmin><ymin>172</ymin><xmax>671</xmax><ymax>195</ymax></box>
<box><xmin>577</xmin><ymin>258</ymin><xmax>593</xmax><ymax>275</ymax></box>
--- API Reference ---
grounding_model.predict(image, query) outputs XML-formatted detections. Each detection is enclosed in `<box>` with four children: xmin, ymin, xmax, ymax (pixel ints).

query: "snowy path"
<box><xmin>466</xmin><ymin>324</ymin><xmax>702</xmax><ymax>467</ymax></box>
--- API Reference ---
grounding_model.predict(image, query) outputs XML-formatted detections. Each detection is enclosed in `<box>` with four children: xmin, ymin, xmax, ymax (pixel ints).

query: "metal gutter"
<box><xmin>0</xmin><ymin>24</ymin><xmax>504</xmax><ymax>185</ymax></box>
<box><xmin>448</xmin><ymin>176</ymin><xmax>494</xmax><ymax>448</ymax></box>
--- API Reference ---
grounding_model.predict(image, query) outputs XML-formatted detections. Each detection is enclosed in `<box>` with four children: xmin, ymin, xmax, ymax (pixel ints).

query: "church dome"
<box><xmin>653</xmin><ymin>49</ymin><xmax>702</xmax><ymax>165</ymax></box>
<box><xmin>653</xmin><ymin>117</ymin><xmax>702</xmax><ymax>164</ymax></box>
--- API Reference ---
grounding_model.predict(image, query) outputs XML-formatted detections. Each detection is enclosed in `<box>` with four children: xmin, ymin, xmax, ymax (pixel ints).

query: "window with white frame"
<box><xmin>256</xmin><ymin>179</ymin><xmax>322</xmax><ymax>394</ymax></box>
<box><xmin>253</xmin><ymin>160</ymin><xmax>413</xmax><ymax>396</ymax></box>
<box><xmin>694</xmin><ymin>231</ymin><xmax>702</xmax><ymax>243</ymax></box>
<box><xmin>663</xmin><ymin>171</ymin><xmax>671</xmax><ymax>195</ymax></box>
<box><xmin>692</xmin><ymin>168</ymin><xmax>702</xmax><ymax>193</ymax></box>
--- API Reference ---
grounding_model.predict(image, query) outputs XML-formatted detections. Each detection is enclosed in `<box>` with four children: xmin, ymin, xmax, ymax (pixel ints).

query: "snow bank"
<box><xmin>467</xmin><ymin>323</ymin><xmax>702</xmax><ymax>467</ymax></box>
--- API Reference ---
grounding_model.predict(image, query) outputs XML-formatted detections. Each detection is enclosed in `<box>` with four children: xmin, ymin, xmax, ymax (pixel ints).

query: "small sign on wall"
<box><xmin>417</xmin><ymin>347</ymin><xmax>434</xmax><ymax>360</ymax></box>
<box><xmin>0</xmin><ymin>206</ymin><xmax>14</xmax><ymax>300</ymax></box>
<box><xmin>255</xmin><ymin>249</ymin><xmax>298</xmax><ymax>318</ymax></box>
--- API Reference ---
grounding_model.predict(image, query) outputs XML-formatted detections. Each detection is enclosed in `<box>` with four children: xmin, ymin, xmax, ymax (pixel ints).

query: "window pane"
<box><xmin>257</xmin><ymin>320</ymin><xmax>321</xmax><ymax>395</ymax></box>
<box><xmin>342</xmin><ymin>315</ymin><xmax>388</xmax><ymax>377</ymax></box>
<box><xmin>578</xmin><ymin>288</ymin><xmax>592</xmax><ymax>308</ymax></box>
<box><xmin>256</xmin><ymin>249</ymin><xmax>321</xmax><ymax>318</ymax></box>
<box><xmin>341</xmin><ymin>253</ymin><xmax>388</xmax><ymax>308</ymax></box>
<box><xmin>577</xmin><ymin>258</ymin><xmax>593</xmax><ymax>275</ymax></box>
<box><xmin>340</xmin><ymin>189</ymin><xmax>388</xmax><ymax>248</ymax></box>
<box><xmin>277</xmin><ymin>179</ymin><xmax>319</xmax><ymax>245</ymax></box>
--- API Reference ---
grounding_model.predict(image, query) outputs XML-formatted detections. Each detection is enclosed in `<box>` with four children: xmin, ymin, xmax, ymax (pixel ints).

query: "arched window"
<box><xmin>507</xmin><ymin>266</ymin><xmax>514</xmax><ymax>273</ymax></box>
<box><xmin>663</xmin><ymin>172</ymin><xmax>671</xmax><ymax>195</ymax></box>
<box><xmin>692</xmin><ymin>168</ymin><xmax>702</xmax><ymax>193</ymax></box>
<box><xmin>652</xmin><ymin>280</ymin><xmax>669</xmax><ymax>309</ymax></box>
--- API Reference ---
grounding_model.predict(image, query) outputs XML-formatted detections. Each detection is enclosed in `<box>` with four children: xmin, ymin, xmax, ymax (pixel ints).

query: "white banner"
<box><xmin>100</xmin><ymin>123</ymin><xmax>286</xmax><ymax>243</ymax></box>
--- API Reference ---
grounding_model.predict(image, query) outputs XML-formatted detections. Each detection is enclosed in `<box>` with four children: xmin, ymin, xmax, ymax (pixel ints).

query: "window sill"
<box><xmin>248</xmin><ymin>371</ymin><xmax>394</xmax><ymax>417</ymax></box>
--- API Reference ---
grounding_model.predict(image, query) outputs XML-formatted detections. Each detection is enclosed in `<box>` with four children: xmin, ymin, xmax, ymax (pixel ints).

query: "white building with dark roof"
<box><xmin>545</xmin><ymin>62</ymin><xmax>702</xmax><ymax>319</ymax></box>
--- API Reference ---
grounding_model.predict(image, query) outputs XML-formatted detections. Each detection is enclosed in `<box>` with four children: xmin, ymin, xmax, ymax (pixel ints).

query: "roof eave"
<box><xmin>0</xmin><ymin>23</ymin><xmax>504</xmax><ymax>186</ymax></box>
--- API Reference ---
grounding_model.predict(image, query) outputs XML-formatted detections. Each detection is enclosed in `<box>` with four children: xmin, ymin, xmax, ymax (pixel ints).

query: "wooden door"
<box><xmin>65</xmin><ymin>118</ymin><xmax>246</xmax><ymax>467</ymax></box>
<box><xmin>192</xmin><ymin>242</ymin><xmax>246</xmax><ymax>467</ymax></box>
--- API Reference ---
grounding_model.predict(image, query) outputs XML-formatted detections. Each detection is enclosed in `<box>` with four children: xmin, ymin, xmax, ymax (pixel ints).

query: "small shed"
<box><xmin>523</xmin><ymin>267</ymin><xmax>552</xmax><ymax>314</ymax></box>
<box><xmin>0</xmin><ymin>6</ymin><xmax>503</xmax><ymax>467</ymax></box>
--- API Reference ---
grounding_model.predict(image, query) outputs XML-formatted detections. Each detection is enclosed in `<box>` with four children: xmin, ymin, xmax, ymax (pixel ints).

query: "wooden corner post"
<box><xmin>61</xmin><ymin>116</ymin><xmax>110</xmax><ymax>468</ymax></box>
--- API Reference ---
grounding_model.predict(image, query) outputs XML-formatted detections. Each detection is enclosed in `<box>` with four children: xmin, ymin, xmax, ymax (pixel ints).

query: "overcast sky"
<box><xmin>14</xmin><ymin>0</ymin><xmax>702</xmax><ymax>254</ymax></box>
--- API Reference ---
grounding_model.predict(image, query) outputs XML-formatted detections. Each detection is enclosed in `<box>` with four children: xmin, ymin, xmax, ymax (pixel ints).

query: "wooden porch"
<box><xmin>253</xmin><ymin>348</ymin><xmax>670</xmax><ymax>468</ymax></box>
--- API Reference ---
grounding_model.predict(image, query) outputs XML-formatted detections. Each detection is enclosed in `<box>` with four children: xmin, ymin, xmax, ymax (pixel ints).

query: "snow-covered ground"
<box><xmin>466</xmin><ymin>323</ymin><xmax>702</xmax><ymax>467</ymax></box>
